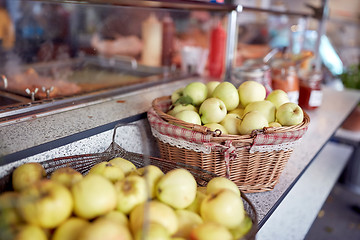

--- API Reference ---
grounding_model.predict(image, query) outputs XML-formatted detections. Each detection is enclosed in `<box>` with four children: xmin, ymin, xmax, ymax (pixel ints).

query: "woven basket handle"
<box><xmin>152</xmin><ymin>96</ymin><xmax>211</xmax><ymax>135</ymax></box>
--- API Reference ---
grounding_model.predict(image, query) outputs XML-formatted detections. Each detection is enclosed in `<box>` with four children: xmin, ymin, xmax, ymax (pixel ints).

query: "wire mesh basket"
<box><xmin>0</xmin><ymin>123</ymin><xmax>258</xmax><ymax>240</ymax></box>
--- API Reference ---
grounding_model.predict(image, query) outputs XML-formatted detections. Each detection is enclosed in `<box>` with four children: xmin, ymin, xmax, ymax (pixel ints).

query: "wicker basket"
<box><xmin>0</xmin><ymin>123</ymin><xmax>258</xmax><ymax>240</ymax></box>
<box><xmin>148</xmin><ymin>96</ymin><xmax>310</xmax><ymax>193</ymax></box>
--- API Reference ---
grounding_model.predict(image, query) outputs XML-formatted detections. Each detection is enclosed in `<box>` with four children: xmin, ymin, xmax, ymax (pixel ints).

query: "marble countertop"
<box><xmin>0</xmin><ymin>79</ymin><xmax>359</xmax><ymax>239</ymax></box>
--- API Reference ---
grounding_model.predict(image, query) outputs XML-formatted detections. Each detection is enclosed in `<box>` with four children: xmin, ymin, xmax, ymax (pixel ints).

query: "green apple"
<box><xmin>276</xmin><ymin>102</ymin><xmax>304</xmax><ymax>126</ymax></box>
<box><xmin>199</xmin><ymin>98</ymin><xmax>227</xmax><ymax>124</ymax></box>
<box><xmin>52</xmin><ymin>217</ymin><xmax>90</xmax><ymax>240</ymax></box>
<box><xmin>17</xmin><ymin>179</ymin><xmax>73</xmax><ymax>229</ymax></box>
<box><xmin>212</xmin><ymin>82</ymin><xmax>240</xmax><ymax>111</ymax></box>
<box><xmin>185</xmin><ymin>188</ymin><xmax>207</xmax><ymax>214</ymax></box>
<box><xmin>133</xmin><ymin>165</ymin><xmax>164</xmax><ymax>199</ymax></box>
<box><xmin>269</xmin><ymin>121</ymin><xmax>282</xmax><ymax>127</ymax></box>
<box><xmin>71</xmin><ymin>174</ymin><xmax>117</xmax><ymax>219</ymax></box>
<box><xmin>171</xmin><ymin>87</ymin><xmax>184</xmax><ymax>104</ymax></box>
<box><xmin>134</xmin><ymin>222</ymin><xmax>170</xmax><ymax>240</ymax></box>
<box><xmin>173</xmin><ymin>209</ymin><xmax>203</xmax><ymax>239</ymax></box>
<box><xmin>108</xmin><ymin>157</ymin><xmax>137</xmax><ymax>175</ymax></box>
<box><xmin>129</xmin><ymin>200</ymin><xmax>178</xmax><ymax>235</ymax></box>
<box><xmin>168</xmin><ymin>104</ymin><xmax>197</xmax><ymax>116</ymax></box>
<box><xmin>114</xmin><ymin>175</ymin><xmax>148</xmax><ymax>214</ymax></box>
<box><xmin>229</xmin><ymin>215</ymin><xmax>253</xmax><ymax>240</ymax></box>
<box><xmin>206</xmin><ymin>81</ymin><xmax>220</xmax><ymax>97</ymax></box>
<box><xmin>182</xmin><ymin>82</ymin><xmax>208</xmax><ymax>106</ymax></box>
<box><xmin>189</xmin><ymin>222</ymin><xmax>233</xmax><ymax>240</ymax></box>
<box><xmin>206</xmin><ymin>177</ymin><xmax>240</xmax><ymax>197</ymax></box>
<box><xmin>266</xmin><ymin>89</ymin><xmax>290</xmax><ymax>109</ymax></box>
<box><xmin>229</xmin><ymin>107</ymin><xmax>244</xmax><ymax>118</ymax></box>
<box><xmin>12</xmin><ymin>162</ymin><xmax>46</xmax><ymax>192</ymax></box>
<box><xmin>77</xmin><ymin>218</ymin><xmax>132</xmax><ymax>240</ymax></box>
<box><xmin>88</xmin><ymin>162</ymin><xmax>125</xmax><ymax>183</ymax></box>
<box><xmin>243</xmin><ymin>100</ymin><xmax>276</xmax><ymax>123</ymax></box>
<box><xmin>204</xmin><ymin>123</ymin><xmax>228</xmax><ymax>135</ymax></box>
<box><xmin>220</xmin><ymin>113</ymin><xmax>241</xmax><ymax>135</ymax></box>
<box><xmin>51</xmin><ymin>167</ymin><xmax>83</xmax><ymax>189</ymax></box>
<box><xmin>10</xmin><ymin>224</ymin><xmax>48</xmax><ymax>240</ymax></box>
<box><xmin>0</xmin><ymin>191</ymin><xmax>22</xmax><ymax>226</ymax></box>
<box><xmin>200</xmin><ymin>189</ymin><xmax>245</xmax><ymax>229</ymax></box>
<box><xmin>238</xmin><ymin>111</ymin><xmax>269</xmax><ymax>135</ymax></box>
<box><xmin>238</xmin><ymin>80</ymin><xmax>266</xmax><ymax>107</ymax></box>
<box><xmin>101</xmin><ymin>210</ymin><xmax>128</xmax><ymax>227</ymax></box>
<box><xmin>156</xmin><ymin>168</ymin><xmax>197</xmax><ymax>209</ymax></box>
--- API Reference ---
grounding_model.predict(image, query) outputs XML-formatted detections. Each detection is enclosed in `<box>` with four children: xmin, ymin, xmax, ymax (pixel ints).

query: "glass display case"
<box><xmin>0</xmin><ymin>0</ymin><xmax>236</xmax><ymax>120</ymax></box>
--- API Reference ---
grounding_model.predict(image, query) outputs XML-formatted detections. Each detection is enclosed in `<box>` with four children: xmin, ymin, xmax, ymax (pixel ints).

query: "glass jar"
<box><xmin>232</xmin><ymin>61</ymin><xmax>272</xmax><ymax>95</ymax></box>
<box><xmin>271</xmin><ymin>60</ymin><xmax>299</xmax><ymax>103</ymax></box>
<box><xmin>298</xmin><ymin>70</ymin><xmax>323</xmax><ymax>110</ymax></box>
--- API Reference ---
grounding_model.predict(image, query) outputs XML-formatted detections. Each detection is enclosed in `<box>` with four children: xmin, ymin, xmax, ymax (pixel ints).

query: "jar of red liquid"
<box><xmin>271</xmin><ymin>60</ymin><xmax>299</xmax><ymax>103</ymax></box>
<box><xmin>298</xmin><ymin>70</ymin><xmax>323</xmax><ymax>110</ymax></box>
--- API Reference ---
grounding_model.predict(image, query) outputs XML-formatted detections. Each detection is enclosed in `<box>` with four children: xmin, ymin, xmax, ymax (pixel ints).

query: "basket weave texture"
<box><xmin>148</xmin><ymin>96</ymin><xmax>310</xmax><ymax>193</ymax></box>
<box><xmin>0</xmin><ymin>124</ymin><xmax>258</xmax><ymax>240</ymax></box>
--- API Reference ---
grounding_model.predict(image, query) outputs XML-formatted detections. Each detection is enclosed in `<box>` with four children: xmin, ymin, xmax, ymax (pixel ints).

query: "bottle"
<box><xmin>208</xmin><ymin>20</ymin><xmax>226</xmax><ymax>79</ymax></box>
<box><xmin>298</xmin><ymin>69</ymin><xmax>323</xmax><ymax>110</ymax></box>
<box><xmin>161</xmin><ymin>14</ymin><xmax>175</xmax><ymax>67</ymax></box>
<box><xmin>141</xmin><ymin>13</ymin><xmax>162</xmax><ymax>67</ymax></box>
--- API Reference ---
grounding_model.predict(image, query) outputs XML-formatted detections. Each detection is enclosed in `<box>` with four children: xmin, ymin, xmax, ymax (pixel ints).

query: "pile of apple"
<box><xmin>168</xmin><ymin>80</ymin><xmax>304</xmax><ymax>135</ymax></box>
<box><xmin>0</xmin><ymin>158</ymin><xmax>253</xmax><ymax>240</ymax></box>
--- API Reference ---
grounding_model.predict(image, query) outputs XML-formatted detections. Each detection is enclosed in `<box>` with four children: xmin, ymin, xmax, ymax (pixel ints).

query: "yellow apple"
<box><xmin>52</xmin><ymin>217</ymin><xmax>90</xmax><ymax>240</ymax></box>
<box><xmin>269</xmin><ymin>121</ymin><xmax>282</xmax><ymax>127</ymax></box>
<box><xmin>189</xmin><ymin>222</ymin><xmax>232</xmax><ymax>240</ymax></box>
<box><xmin>238</xmin><ymin>80</ymin><xmax>266</xmax><ymax>107</ymax></box>
<box><xmin>77</xmin><ymin>218</ymin><xmax>132</xmax><ymax>240</ymax></box>
<box><xmin>171</xmin><ymin>87</ymin><xmax>184</xmax><ymax>104</ymax></box>
<box><xmin>174</xmin><ymin>110</ymin><xmax>202</xmax><ymax>125</ymax></box>
<box><xmin>50</xmin><ymin>167</ymin><xmax>83</xmax><ymax>188</ymax></box>
<box><xmin>9</xmin><ymin>224</ymin><xmax>48</xmax><ymax>240</ymax></box>
<box><xmin>243</xmin><ymin>100</ymin><xmax>276</xmax><ymax>123</ymax></box>
<box><xmin>204</xmin><ymin>123</ymin><xmax>228</xmax><ymax>135</ymax></box>
<box><xmin>167</xmin><ymin>104</ymin><xmax>198</xmax><ymax>116</ymax></box>
<box><xmin>0</xmin><ymin>191</ymin><xmax>22</xmax><ymax>226</ymax></box>
<box><xmin>100</xmin><ymin>210</ymin><xmax>128</xmax><ymax>227</ymax></box>
<box><xmin>12</xmin><ymin>162</ymin><xmax>46</xmax><ymax>192</ymax></box>
<box><xmin>182</xmin><ymin>82</ymin><xmax>208</xmax><ymax>106</ymax></box>
<box><xmin>114</xmin><ymin>175</ymin><xmax>148</xmax><ymax>214</ymax></box>
<box><xmin>199</xmin><ymin>98</ymin><xmax>227</xmax><ymax>124</ymax></box>
<box><xmin>109</xmin><ymin>157</ymin><xmax>137</xmax><ymax>175</ymax></box>
<box><xmin>266</xmin><ymin>89</ymin><xmax>290</xmax><ymax>109</ymax></box>
<box><xmin>71</xmin><ymin>174</ymin><xmax>117</xmax><ymax>219</ymax></box>
<box><xmin>229</xmin><ymin>215</ymin><xmax>253</xmax><ymax>240</ymax></box>
<box><xmin>173</xmin><ymin>209</ymin><xmax>203</xmax><ymax>239</ymax></box>
<box><xmin>129</xmin><ymin>200</ymin><xmax>178</xmax><ymax>235</ymax></box>
<box><xmin>212</xmin><ymin>82</ymin><xmax>240</xmax><ymax>111</ymax></box>
<box><xmin>229</xmin><ymin>107</ymin><xmax>244</xmax><ymax>118</ymax></box>
<box><xmin>88</xmin><ymin>162</ymin><xmax>125</xmax><ymax>183</ymax></box>
<box><xmin>276</xmin><ymin>102</ymin><xmax>304</xmax><ymax>126</ymax></box>
<box><xmin>206</xmin><ymin>177</ymin><xmax>240</xmax><ymax>197</ymax></box>
<box><xmin>156</xmin><ymin>168</ymin><xmax>197</xmax><ymax>209</ymax></box>
<box><xmin>205</xmin><ymin>81</ymin><xmax>220</xmax><ymax>97</ymax></box>
<box><xmin>200</xmin><ymin>189</ymin><xmax>245</xmax><ymax>229</ymax></box>
<box><xmin>133</xmin><ymin>164</ymin><xmax>164</xmax><ymax>199</ymax></box>
<box><xmin>185</xmin><ymin>188</ymin><xmax>207</xmax><ymax>214</ymax></box>
<box><xmin>238</xmin><ymin>111</ymin><xmax>269</xmax><ymax>135</ymax></box>
<box><xmin>134</xmin><ymin>222</ymin><xmax>170</xmax><ymax>240</ymax></box>
<box><xmin>17</xmin><ymin>179</ymin><xmax>73</xmax><ymax>229</ymax></box>
<box><xmin>220</xmin><ymin>113</ymin><xmax>241</xmax><ymax>135</ymax></box>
